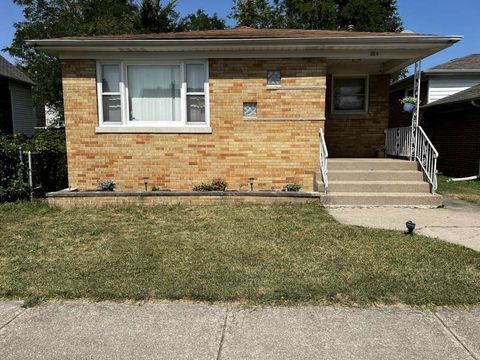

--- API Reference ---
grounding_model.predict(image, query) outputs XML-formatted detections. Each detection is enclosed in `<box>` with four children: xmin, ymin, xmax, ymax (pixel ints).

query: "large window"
<box><xmin>96</xmin><ymin>61</ymin><xmax>209</xmax><ymax>130</ymax></box>
<box><xmin>332</xmin><ymin>76</ymin><xmax>368</xmax><ymax>114</ymax></box>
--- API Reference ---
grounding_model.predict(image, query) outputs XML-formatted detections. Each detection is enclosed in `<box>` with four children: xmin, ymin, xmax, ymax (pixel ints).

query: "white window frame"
<box><xmin>97</xmin><ymin>62</ymin><xmax>124</xmax><ymax>124</ymax></box>
<box><xmin>331</xmin><ymin>75</ymin><xmax>369</xmax><ymax>115</ymax></box>
<box><xmin>185</xmin><ymin>61</ymin><xmax>209</xmax><ymax>124</ymax></box>
<box><xmin>96</xmin><ymin>60</ymin><xmax>210</xmax><ymax>132</ymax></box>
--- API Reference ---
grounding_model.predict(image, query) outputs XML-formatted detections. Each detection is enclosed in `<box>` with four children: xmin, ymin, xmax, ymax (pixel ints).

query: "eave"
<box><xmin>27</xmin><ymin>34</ymin><xmax>462</xmax><ymax>75</ymax></box>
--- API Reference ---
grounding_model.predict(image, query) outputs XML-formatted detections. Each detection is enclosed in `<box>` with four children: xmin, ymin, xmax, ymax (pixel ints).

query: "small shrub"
<box><xmin>211</xmin><ymin>178</ymin><xmax>228</xmax><ymax>191</ymax></box>
<box><xmin>152</xmin><ymin>185</ymin><xmax>160</xmax><ymax>191</ymax></box>
<box><xmin>30</xmin><ymin>129</ymin><xmax>68</xmax><ymax>195</ymax></box>
<box><xmin>193</xmin><ymin>178</ymin><xmax>228</xmax><ymax>191</ymax></box>
<box><xmin>99</xmin><ymin>179</ymin><xmax>116</xmax><ymax>191</ymax></box>
<box><xmin>284</xmin><ymin>183</ymin><xmax>302</xmax><ymax>192</ymax></box>
<box><xmin>0</xmin><ymin>134</ymin><xmax>29</xmax><ymax>202</ymax></box>
<box><xmin>193</xmin><ymin>183</ymin><xmax>213</xmax><ymax>191</ymax></box>
<box><xmin>30</xmin><ymin>129</ymin><xmax>66</xmax><ymax>153</ymax></box>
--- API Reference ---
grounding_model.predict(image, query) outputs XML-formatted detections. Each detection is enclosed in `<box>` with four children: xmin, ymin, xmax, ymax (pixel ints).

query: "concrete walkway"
<box><xmin>328</xmin><ymin>198</ymin><xmax>480</xmax><ymax>251</ymax></box>
<box><xmin>1</xmin><ymin>301</ymin><xmax>480</xmax><ymax>359</ymax></box>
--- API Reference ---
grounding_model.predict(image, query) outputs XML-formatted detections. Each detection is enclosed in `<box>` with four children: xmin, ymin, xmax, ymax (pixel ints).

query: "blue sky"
<box><xmin>1</xmin><ymin>0</ymin><xmax>478</xmax><ymax>70</ymax></box>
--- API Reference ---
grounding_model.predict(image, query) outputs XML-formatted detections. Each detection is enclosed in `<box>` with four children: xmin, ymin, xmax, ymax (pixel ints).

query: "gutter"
<box><xmin>26</xmin><ymin>35</ymin><xmax>462</xmax><ymax>49</ymax></box>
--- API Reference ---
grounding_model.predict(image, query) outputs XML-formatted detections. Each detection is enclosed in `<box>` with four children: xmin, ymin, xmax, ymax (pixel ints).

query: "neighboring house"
<box><xmin>0</xmin><ymin>54</ymin><xmax>36</xmax><ymax>136</ymax></box>
<box><xmin>421</xmin><ymin>84</ymin><xmax>480</xmax><ymax>177</ymax></box>
<box><xmin>390</xmin><ymin>54</ymin><xmax>480</xmax><ymax>127</ymax></box>
<box><xmin>28</xmin><ymin>27</ymin><xmax>459</xmax><ymax>203</ymax></box>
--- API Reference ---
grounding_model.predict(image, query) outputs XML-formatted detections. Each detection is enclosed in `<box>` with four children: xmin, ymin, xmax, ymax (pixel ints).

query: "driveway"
<box><xmin>328</xmin><ymin>198</ymin><xmax>480</xmax><ymax>251</ymax></box>
<box><xmin>1</xmin><ymin>301</ymin><xmax>480</xmax><ymax>359</ymax></box>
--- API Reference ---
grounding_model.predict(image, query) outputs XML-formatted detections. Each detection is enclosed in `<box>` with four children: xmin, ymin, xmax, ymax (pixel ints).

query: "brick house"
<box><xmin>29</xmin><ymin>27</ymin><xmax>459</xmax><ymax>204</ymax></box>
<box><xmin>421</xmin><ymin>84</ymin><xmax>480</xmax><ymax>177</ymax></box>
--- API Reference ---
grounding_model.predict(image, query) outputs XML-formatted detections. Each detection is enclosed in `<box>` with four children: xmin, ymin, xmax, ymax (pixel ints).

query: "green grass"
<box><xmin>438</xmin><ymin>175</ymin><xmax>480</xmax><ymax>205</ymax></box>
<box><xmin>0</xmin><ymin>201</ymin><xmax>479</xmax><ymax>307</ymax></box>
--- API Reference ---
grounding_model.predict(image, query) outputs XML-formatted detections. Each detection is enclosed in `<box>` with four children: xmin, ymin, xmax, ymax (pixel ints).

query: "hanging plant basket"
<box><xmin>403</xmin><ymin>102</ymin><xmax>416</xmax><ymax>113</ymax></box>
<box><xmin>400</xmin><ymin>96</ymin><xmax>418</xmax><ymax>113</ymax></box>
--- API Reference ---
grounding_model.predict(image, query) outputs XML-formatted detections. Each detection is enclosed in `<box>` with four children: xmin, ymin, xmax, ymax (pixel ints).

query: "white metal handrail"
<box><xmin>319</xmin><ymin>129</ymin><xmax>329</xmax><ymax>194</ymax></box>
<box><xmin>416</xmin><ymin>126</ymin><xmax>439</xmax><ymax>192</ymax></box>
<box><xmin>385</xmin><ymin>127</ymin><xmax>412</xmax><ymax>157</ymax></box>
<box><xmin>385</xmin><ymin>126</ymin><xmax>439</xmax><ymax>193</ymax></box>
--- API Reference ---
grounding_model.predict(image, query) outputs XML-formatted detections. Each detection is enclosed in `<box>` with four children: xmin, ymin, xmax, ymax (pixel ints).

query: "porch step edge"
<box><xmin>321</xmin><ymin>192</ymin><xmax>443</xmax><ymax>207</ymax></box>
<box><xmin>328</xmin><ymin>181</ymin><xmax>427</xmax><ymax>184</ymax></box>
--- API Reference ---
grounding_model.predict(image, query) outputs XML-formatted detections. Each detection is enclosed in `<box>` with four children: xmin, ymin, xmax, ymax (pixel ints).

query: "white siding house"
<box><xmin>0</xmin><ymin>55</ymin><xmax>37</xmax><ymax>136</ymax></box>
<box><xmin>428</xmin><ymin>76</ymin><xmax>480</xmax><ymax>103</ymax></box>
<box><xmin>9</xmin><ymin>82</ymin><xmax>36</xmax><ymax>136</ymax></box>
<box><xmin>391</xmin><ymin>54</ymin><xmax>480</xmax><ymax>106</ymax></box>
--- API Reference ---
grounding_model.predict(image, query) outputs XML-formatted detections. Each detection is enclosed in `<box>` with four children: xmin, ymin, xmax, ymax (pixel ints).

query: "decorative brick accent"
<box><xmin>61</xmin><ymin>58</ymin><xmax>326</xmax><ymax>192</ymax></box>
<box><xmin>325</xmin><ymin>75</ymin><xmax>391</xmax><ymax>157</ymax></box>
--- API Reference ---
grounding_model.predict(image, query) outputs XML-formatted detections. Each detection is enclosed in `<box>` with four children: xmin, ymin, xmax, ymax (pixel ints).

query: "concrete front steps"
<box><xmin>315</xmin><ymin>159</ymin><xmax>443</xmax><ymax>207</ymax></box>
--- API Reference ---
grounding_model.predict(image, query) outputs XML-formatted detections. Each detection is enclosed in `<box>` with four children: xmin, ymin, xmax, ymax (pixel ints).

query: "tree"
<box><xmin>179</xmin><ymin>10</ymin><xmax>226</xmax><ymax>31</ymax></box>
<box><xmin>136</xmin><ymin>0</ymin><xmax>179</xmax><ymax>33</ymax></box>
<box><xmin>231</xmin><ymin>0</ymin><xmax>403</xmax><ymax>32</ymax></box>
<box><xmin>230</xmin><ymin>0</ymin><xmax>284</xmax><ymax>29</ymax></box>
<box><xmin>336</xmin><ymin>0</ymin><xmax>403</xmax><ymax>32</ymax></box>
<box><xmin>6</xmin><ymin>0</ymin><xmax>137</xmax><ymax>121</ymax></box>
<box><xmin>283</xmin><ymin>0</ymin><xmax>337</xmax><ymax>29</ymax></box>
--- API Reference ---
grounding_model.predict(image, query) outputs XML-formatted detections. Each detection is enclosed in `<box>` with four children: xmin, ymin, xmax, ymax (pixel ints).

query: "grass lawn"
<box><xmin>0</xmin><ymin>201</ymin><xmax>479</xmax><ymax>307</ymax></box>
<box><xmin>437</xmin><ymin>175</ymin><xmax>480</xmax><ymax>205</ymax></box>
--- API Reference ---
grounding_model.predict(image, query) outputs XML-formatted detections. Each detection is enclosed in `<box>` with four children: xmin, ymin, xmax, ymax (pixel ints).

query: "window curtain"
<box><xmin>128</xmin><ymin>65</ymin><xmax>181</xmax><ymax>122</ymax></box>
<box><xmin>186</xmin><ymin>64</ymin><xmax>206</xmax><ymax>122</ymax></box>
<box><xmin>186</xmin><ymin>64</ymin><xmax>205</xmax><ymax>93</ymax></box>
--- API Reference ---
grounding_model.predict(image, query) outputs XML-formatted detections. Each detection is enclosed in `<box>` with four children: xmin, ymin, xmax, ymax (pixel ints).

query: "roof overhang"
<box><xmin>422</xmin><ymin>98</ymin><xmax>480</xmax><ymax>110</ymax></box>
<box><xmin>425</xmin><ymin>69</ymin><xmax>480</xmax><ymax>75</ymax></box>
<box><xmin>27</xmin><ymin>34</ymin><xmax>462</xmax><ymax>74</ymax></box>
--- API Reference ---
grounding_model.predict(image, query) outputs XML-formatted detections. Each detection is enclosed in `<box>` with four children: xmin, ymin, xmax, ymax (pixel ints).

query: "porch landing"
<box><xmin>315</xmin><ymin>159</ymin><xmax>443</xmax><ymax>207</ymax></box>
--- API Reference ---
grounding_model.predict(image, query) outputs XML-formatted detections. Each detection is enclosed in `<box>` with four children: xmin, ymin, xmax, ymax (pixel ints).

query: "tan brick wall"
<box><xmin>62</xmin><ymin>58</ymin><xmax>326</xmax><ymax>192</ymax></box>
<box><xmin>324</xmin><ymin>75</ymin><xmax>391</xmax><ymax>158</ymax></box>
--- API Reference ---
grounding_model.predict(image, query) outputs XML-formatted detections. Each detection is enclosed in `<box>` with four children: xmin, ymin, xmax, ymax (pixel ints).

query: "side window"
<box><xmin>333</xmin><ymin>77</ymin><xmax>368</xmax><ymax>113</ymax></box>
<box><xmin>243</xmin><ymin>102</ymin><xmax>257</xmax><ymax>118</ymax></box>
<box><xmin>100</xmin><ymin>64</ymin><xmax>122</xmax><ymax>122</ymax></box>
<box><xmin>186</xmin><ymin>64</ymin><xmax>206</xmax><ymax>123</ymax></box>
<box><xmin>267</xmin><ymin>70</ymin><xmax>281</xmax><ymax>86</ymax></box>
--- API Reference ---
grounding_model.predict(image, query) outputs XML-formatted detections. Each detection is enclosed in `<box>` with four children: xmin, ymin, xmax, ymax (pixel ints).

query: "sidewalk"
<box><xmin>328</xmin><ymin>198</ymin><xmax>480</xmax><ymax>251</ymax></box>
<box><xmin>1</xmin><ymin>301</ymin><xmax>479</xmax><ymax>359</ymax></box>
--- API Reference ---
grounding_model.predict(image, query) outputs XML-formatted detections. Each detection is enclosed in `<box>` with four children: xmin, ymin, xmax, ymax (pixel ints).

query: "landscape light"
<box><xmin>405</xmin><ymin>221</ymin><xmax>416</xmax><ymax>235</ymax></box>
<box><xmin>143</xmin><ymin>177</ymin><xmax>149</xmax><ymax>192</ymax></box>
